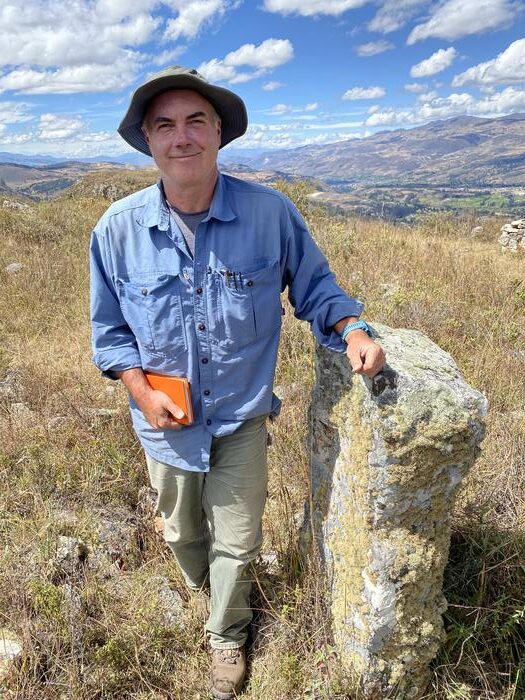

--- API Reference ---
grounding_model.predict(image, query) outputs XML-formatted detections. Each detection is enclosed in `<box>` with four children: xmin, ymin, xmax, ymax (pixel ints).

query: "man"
<box><xmin>90</xmin><ymin>66</ymin><xmax>385</xmax><ymax>699</ymax></box>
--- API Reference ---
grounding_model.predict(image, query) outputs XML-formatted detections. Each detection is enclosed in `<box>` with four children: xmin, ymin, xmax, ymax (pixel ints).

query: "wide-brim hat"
<box><xmin>118</xmin><ymin>66</ymin><xmax>248</xmax><ymax>155</ymax></box>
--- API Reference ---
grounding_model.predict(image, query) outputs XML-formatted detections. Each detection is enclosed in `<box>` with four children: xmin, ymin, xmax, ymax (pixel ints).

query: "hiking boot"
<box><xmin>210</xmin><ymin>646</ymin><xmax>246</xmax><ymax>699</ymax></box>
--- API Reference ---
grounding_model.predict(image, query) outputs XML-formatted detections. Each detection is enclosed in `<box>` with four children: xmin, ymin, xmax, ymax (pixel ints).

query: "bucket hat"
<box><xmin>118</xmin><ymin>66</ymin><xmax>248</xmax><ymax>155</ymax></box>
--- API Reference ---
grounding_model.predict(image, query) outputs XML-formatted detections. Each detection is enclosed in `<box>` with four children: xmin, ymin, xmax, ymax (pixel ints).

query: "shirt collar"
<box><xmin>138</xmin><ymin>173</ymin><xmax>236</xmax><ymax>230</ymax></box>
<box><xmin>137</xmin><ymin>181</ymin><xmax>170</xmax><ymax>231</ymax></box>
<box><xmin>205</xmin><ymin>172</ymin><xmax>236</xmax><ymax>223</ymax></box>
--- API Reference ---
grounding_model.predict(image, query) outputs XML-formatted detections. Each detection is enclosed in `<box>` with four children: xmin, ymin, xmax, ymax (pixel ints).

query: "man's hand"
<box><xmin>115</xmin><ymin>368</ymin><xmax>186</xmax><ymax>430</ymax></box>
<box><xmin>136</xmin><ymin>388</ymin><xmax>186</xmax><ymax>430</ymax></box>
<box><xmin>345</xmin><ymin>331</ymin><xmax>385</xmax><ymax>378</ymax></box>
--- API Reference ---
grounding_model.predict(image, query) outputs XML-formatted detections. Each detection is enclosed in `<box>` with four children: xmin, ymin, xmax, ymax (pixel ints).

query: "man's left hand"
<box><xmin>345</xmin><ymin>331</ymin><xmax>386</xmax><ymax>378</ymax></box>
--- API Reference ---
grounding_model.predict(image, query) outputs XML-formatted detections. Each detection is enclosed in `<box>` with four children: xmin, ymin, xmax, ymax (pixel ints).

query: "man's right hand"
<box><xmin>115</xmin><ymin>368</ymin><xmax>186</xmax><ymax>430</ymax></box>
<box><xmin>136</xmin><ymin>388</ymin><xmax>186</xmax><ymax>429</ymax></box>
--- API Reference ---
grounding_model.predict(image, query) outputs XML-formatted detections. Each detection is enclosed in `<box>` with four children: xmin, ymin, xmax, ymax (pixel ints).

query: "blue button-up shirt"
<box><xmin>90</xmin><ymin>173</ymin><xmax>364</xmax><ymax>471</ymax></box>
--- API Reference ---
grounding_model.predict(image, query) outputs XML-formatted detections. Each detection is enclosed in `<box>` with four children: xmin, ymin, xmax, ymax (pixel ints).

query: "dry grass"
<box><xmin>0</xmin><ymin>180</ymin><xmax>523</xmax><ymax>699</ymax></box>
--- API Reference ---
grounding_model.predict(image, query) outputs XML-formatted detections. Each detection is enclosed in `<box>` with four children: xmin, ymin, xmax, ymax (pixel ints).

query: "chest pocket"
<box><xmin>216</xmin><ymin>260</ymin><xmax>282</xmax><ymax>349</ymax></box>
<box><xmin>117</xmin><ymin>273</ymin><xmax>187</xmax><ymax>357</ymax></box>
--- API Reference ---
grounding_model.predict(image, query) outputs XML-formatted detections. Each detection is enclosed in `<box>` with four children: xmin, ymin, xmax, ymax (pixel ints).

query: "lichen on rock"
<box><xmin>307</xmin><ymin>323</ymin><xmax>487</xmax><ymax>699</ymax></box>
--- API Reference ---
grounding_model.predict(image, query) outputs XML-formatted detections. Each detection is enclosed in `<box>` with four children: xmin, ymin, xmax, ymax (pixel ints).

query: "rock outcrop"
<box><xmin>307</xmin><ymin>323</ymin><xmax>487</xmax><ymax>699</ymax></box>
<box><xmin>0</xmin><ymin>630</ymin><xmax>22</xmax><ymax>683</ymax></box>
<box><xmin>498</xmin><ymin>219</ymin><xmax>525</xmax><ymax>252</ymax></box>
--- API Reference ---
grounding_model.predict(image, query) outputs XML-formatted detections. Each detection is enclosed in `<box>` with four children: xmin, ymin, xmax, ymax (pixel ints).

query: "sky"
<box><xmin>0</xmin><ymin>0</ymin><xmax>524</xmax><ymax>159</ymax></box>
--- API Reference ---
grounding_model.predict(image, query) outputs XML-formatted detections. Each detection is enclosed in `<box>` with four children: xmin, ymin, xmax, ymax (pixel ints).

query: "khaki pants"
<box><xmin>145</xmin><ymin>415</ymin><xmax>268</xmax><ymax>648</ymax></box>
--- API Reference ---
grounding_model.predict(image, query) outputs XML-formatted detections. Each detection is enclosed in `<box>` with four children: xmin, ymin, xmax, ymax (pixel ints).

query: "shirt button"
<box><xmin>198</xmin><ymin>323</ymin><xmax>206</xmax><ymax>331</ymax></box>
<box><xmin>246</xmin><ymin>280</ymin><xmax>253</xmax><ymax>287</ymax></box>
<box><xmin>141</xmin><ymin>288</ymin><xmax>148</xmax><ymax>295</ymax></box>
<box><xmin>196</xmin><ymin>287</ymin><xmax>203</xmax><ymax>294</ymax></box>
<box><xmin>201</xmin><ymin>358</ymin><xmax>208</xmax><ymax>364</ymax></box>
<box><xmin>206</xmin><ymin>419</ymin><xmax>211</xmax><ymax>426</ymax></box>
<box><xmin>204</xmin><ymin>389</ymin><xmax>210</xmax><ymax>396</ymax></box>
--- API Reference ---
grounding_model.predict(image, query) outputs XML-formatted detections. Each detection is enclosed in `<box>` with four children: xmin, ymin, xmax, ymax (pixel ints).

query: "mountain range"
<box><xmin>1</xmin><ymin>114</ymin><xmax>524</xmax><ymax>202</ymax></box>
<box><xmin>235</xmin><ymin>114</ymin><xmax>525</xmax><ymax>188</ymax></box>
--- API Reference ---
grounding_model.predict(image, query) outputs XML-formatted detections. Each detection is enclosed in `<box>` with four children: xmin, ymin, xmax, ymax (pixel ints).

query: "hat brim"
<box><xmin>118</xmin><ymin>73</ymin><xmax>248</xmax><ymax>155</ymax></box>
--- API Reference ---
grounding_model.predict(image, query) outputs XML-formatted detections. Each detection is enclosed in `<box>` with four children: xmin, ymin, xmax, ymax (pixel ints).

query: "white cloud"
<box><xmin>262</xmin><ymin>81</ymin><xmax>284</xmax><ymax>91</ymax></box>
<box><xmin>0</xmin><ymin>4</ymin><xmax>158</xmax><ymax>68</ymax></box>
<box><xmin>94</xmin><ymin>0</ymin><xmax>157</xmax><ymax>23</ymax></box>
<box><xmin>452</xmin><ymin>38</ymin><xmax>525</xmax><ymax>87</ymax></box>
<box><xmin>408</xmin><ymin>0</ymin><xmax>516</xmax><ymax>44</ymax></box>
<box><xmin>410</xmin><ymin>47</ymin><xmax>457</xmax><ymax>78</ymax></box>
<box><xmin>0</xmin><ymin>0</ymin><xmax>160</xmax><ymax>94</ymax></box>
<box><xmin>355</xmin><ymin>40</ymin><xmax>395</xmax><ymax>57</ymax></box>
<box><xmin>77</xmin><ymin>131</ymin><xmax>116</xmax><ymax>142</ymax></box>
<box><xmin>0</xmin><ymin>102</ymin><xmax>33</xmax><ymax>125</ymax></box>
<box><xmin>196</xmin><ymin>59</ymin><xmax>237</xmax><ymax>83</ymax></box>
<box><xmin>368</xmin><ymin>0</ymin><xmax>429</xmax><ymax>34</ymax></box>
<box><xmin>151</xmin><ymin>47</ymin><xmax>187</xmax><ymax>66</ymax></box>
<box><xmin>343</xmin><ymin>86</ymin><xmax>386</xmax><ymax>100</ymax></box>
<box><xmin>234</xmin><ymin>120</ymin><xmax>364</xmax><ymax>150</ymax></box>
<box><xmin>198</xmin><ymin>38</ymin><xmax>294</xmax><ymax>84</ymax></box>
<box><xmin>269</xmin><ymin>103</ymin><xmax>293</xmax><ymax>114</ymax></box>
<box><xmin>38</xmin><ymin>114</ymin><xmax>85</xmax><ymax>140</ymax></box>
<box><xmin>223</xmin><ymin>38</ymin><xmax>294</xmax><ymax>69</ymax></box>
<box><xmin>417</xmin><ymin>90</ymin><xmax>439</xmax><ymax>102</ymax></box>
<box><xmin>263</xmin><ymin>0</ymin><xmax>368</xmax><ymax>16</ymax></box>
<box><xmin>303</xmin><ymin>120</ymin><xmax>363</xmax><ymax>129</ymax></box>
<box><xmin>405</xmin><ymin>82</ymin><xmax>428</xmax><ymax>93</ymax></box>
<box><xmin>365</xmin><ymin>86</ymin><xmax>525</xmax><ymax>126</ymax></box>
<box><xmin>0</xmin><ymin>59</ymin><xmax>139</xmax><ymax>95</ymax></box>
<box><xmin>0</xmin><ymin>132</ymin><xmax>34</xmax><ymax>145</ymax></box>
<box><xmin>0</xmin><ymin>0</ymin><xmax>240</xmax><ymax>95</ymax></box>
<box><xmin>0</xmin><ymin>127</ymin><xmax>131</xmax><ymax>157</ymax></box>
<box><xmin>164</xmin><ymin>0</ymin><xmax>229</xmax><ymax>41</ymax></box>
<box><xmin>304</xmin><ymin>102</ymin><xmax>319</xmax><ymax>112</ymax></box>
<box><xmin>228</xmin><ymin>72</ymin><xmax>256</xmax><ymax>84</ymax></box>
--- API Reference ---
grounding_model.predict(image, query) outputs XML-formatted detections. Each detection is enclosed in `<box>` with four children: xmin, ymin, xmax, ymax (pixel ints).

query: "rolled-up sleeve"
<box><xmin>90</xmin><ymin>229</ymin><xmax>142</xmax><ymax>376</ymax></box>
<box><xmin>282</xmin><ymin>200</ymin><xmax>364</xmax><ymax>352</ymax></box>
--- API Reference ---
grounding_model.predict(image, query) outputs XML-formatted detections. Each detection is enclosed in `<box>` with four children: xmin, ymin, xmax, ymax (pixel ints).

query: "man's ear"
<box><xmin>216</xmin><ymin>118</ymin><xmax>221</xmax><ymax>139</ymax></box>
<box><xmin>141</xmin><ymin>125</ymin><xmax>150</xmax><ymax>145</ymax></box>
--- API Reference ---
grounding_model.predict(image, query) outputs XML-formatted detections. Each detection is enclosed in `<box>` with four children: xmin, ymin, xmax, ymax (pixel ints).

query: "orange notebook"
<box><xmin>144</xmin><ymin>371</ymin><xmax>194</xmax><ymax>425</ymax></box>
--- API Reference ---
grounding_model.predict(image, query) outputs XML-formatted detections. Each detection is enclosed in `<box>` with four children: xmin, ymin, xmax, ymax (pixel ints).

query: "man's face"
<box><xmin>142</xmin><ymin>89</ymin><xmax>221</xmax><ymax>190</ymax></box>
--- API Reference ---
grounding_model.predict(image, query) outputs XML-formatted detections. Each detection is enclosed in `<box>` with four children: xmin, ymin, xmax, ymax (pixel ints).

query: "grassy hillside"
<box><xmin>0</xmin><ymin>181</ymin><xmax>523</xmax><ymax>699</ymax></box>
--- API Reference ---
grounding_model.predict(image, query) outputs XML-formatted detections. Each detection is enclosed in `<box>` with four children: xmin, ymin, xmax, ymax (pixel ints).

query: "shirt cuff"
<box><xmin>92</xmin><ymin>348</ymin><xmax>142</xmax><ymax>379</ymax></box>
<box><xmin>313</xmin><ymin>299</ymin><xmax>364</xmax><ymax>353</ymax></box>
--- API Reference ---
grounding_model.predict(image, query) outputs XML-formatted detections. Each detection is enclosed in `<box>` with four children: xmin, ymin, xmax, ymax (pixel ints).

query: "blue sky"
<box><xmin>0</xmin><ymin>0</ymin><xmax>524</xmax><ymax>158</ymax></box>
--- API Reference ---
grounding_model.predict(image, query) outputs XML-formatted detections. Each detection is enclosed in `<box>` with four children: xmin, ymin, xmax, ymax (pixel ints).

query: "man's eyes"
<box><xmin>156</xmin><ymin>119</ymin><xmax>206</xmax><ymax>130</ymax></box>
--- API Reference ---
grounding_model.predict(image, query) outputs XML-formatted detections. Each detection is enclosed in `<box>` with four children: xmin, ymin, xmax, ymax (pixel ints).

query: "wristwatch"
<box><xmin>340</xmin><ymin>320</ymin><xmax>372</xmax><ymax>342</ymax></box>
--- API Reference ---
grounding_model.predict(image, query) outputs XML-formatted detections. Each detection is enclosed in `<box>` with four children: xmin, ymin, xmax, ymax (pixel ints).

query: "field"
<box><xmin>0</xmin><ymin>177</ymin><xmax>524</xmax><ymax>699</ymax></box>
<box><xmin>309</xmin><ymin>184</ymin><xmax>525</xmax><ymax>221</ymax></box>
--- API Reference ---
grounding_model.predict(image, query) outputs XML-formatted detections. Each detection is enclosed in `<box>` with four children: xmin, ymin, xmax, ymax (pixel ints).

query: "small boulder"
<box><xmin>0</xmin><ymin>629</ymin><xmax>22</xmax><ymax>682</ymax></box>
<box><xmin>5</xmin><ymin>262</ymin><xmax>23</xmax><ymax>274</ymax></box>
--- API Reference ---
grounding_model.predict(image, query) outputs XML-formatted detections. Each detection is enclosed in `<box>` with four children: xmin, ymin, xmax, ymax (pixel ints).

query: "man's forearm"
<box><xmin>333</xmin><ymin>316</ymin><xmax>359</xmax><ymax>336</ymax></box>
<box><xmin>115</xmin><ymin>367</ymin><xmax>153</xmax><ymax>404</ymax></box>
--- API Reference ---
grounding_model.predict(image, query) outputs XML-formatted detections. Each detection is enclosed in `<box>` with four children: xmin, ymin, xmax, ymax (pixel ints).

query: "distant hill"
<box><xmin>0</xmin><ymin>150</ymin><xmax>151</xmax><ymax>168</ymax></box>
<box><xmin>0</xmin><ymin>160</ymin><xmax>140</xmax><ymax>199</ymax></box>
<box><xmin>244</xmin><ymin>114</ymin><xmax>525</xmax><ymax>187</ymax></box>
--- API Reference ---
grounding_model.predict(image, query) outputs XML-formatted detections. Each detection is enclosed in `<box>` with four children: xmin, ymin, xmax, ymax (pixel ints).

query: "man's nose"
<box><xmin>171</xmin><ymin>124</ymin><xmax>191</xmax><ymax>147</ymax></box>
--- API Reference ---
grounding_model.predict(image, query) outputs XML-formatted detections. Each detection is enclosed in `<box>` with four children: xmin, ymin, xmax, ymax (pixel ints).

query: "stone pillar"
<box><xmin>307</xmin><ymin>323</ymin><xmax>487</xmax><ymax>699</ymax></box>
<box><xmin>498</xmin><ymin>219</ymin><xmax>525</xmax><ymax>252</ymax></box>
